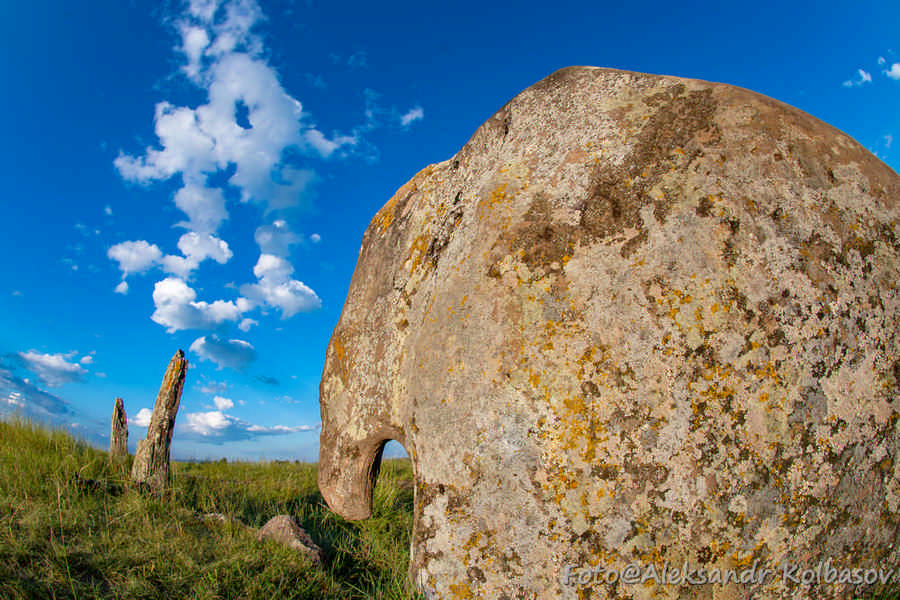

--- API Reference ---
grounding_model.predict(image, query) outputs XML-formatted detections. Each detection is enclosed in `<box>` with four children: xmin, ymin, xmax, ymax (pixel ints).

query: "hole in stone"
<box><xmin>369</xmin><ymin>438</ymin><xmax>415</xmax><ymax>584</ymax></box>
<box><xmin>382</xmin><ymin>439</ymin><xmax>409</xmax><ymax>459</ymax></box>
<box><xmin>371</xmin><ymin>439</ymin><xmax>414</xmax><ymax>501</ymax></box>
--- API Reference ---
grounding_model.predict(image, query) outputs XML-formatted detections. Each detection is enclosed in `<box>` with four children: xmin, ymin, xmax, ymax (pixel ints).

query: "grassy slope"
<box><xmin>0</xmin><ymin>420</ymin><xmax>419</xmax><ymax>599</ymax></box>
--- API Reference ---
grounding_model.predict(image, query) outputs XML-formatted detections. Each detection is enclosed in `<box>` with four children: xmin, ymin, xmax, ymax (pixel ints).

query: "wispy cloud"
<box><xmin>199</xmin><ymin>378</ymin><xmax>228</xmax><ymax>395</ymax></box>
<box><xmin>182</xmin><ymin>410</ymin><xmax>319</xmax><ymax>443</ymax></box>
<box><xmin>17</xmin><ymin>351</ymin><xmax>88</xmax><ymax>387</ymax></box>
<box><xmin>189</xmin><ymin>334</ymin><xmax>257</xmax><ymax>370</ymax></box>
<box><xmin>330</xmin><ymin>50</ymin><xmax>368</xmax><ymax>70</ymax></box>
<box><xmin>305</xmin><ymin>73</ymin><xmax>326</xmax><ymax>89</ymax></box>
<box><xmin>400</xmin><ymin>106</ymin><xmax>424</xmax><ymax>127</ymax></box>
<box><xmin>254</xmin><ymin>220</ymin><xmax>301</xmax><ymax>257</ymax></box>
<box><xmin>0</xmin><ymin>366</ymin><xmax>70</xmax><ymax>417</ymax></box>
<box><xmin>842</xmin><ymin>68</ymin><xmax>873</xmax><ymax>87</ymax></box>
<box><xmin>130</xmin><ymin>404</ymin><xmax>318</xmax><ymax>444</ymax></box>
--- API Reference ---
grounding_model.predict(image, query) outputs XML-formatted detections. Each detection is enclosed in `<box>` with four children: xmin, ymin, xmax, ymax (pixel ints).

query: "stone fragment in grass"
<box><xmin>255</xmin><ymin>515</ymin><xmax>324</xmax><ymax>564</ymax></box>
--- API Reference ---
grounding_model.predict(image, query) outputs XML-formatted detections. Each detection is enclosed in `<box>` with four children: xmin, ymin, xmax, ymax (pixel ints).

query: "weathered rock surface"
<box><xmin>255</xmin><ymin>515</ymin><xmax>324</xmax><ymax>564</ymax></box>
<box><xmin>318</xmin><ymin>67</ymin><xmax>900</xmax><ymax>599</ymax></box>
<box><xmin>110</xmin><ymin>397</ymin><xmax>128</xmax><ymax>457</ymax></box>
<box><xmin>132</xmin><ymin>350</ymin><xmax>187</xmax><ymax>493</ymax></box>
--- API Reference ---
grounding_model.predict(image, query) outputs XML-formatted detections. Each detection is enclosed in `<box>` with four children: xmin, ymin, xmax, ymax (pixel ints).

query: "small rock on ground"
<box><xmin>255</xmin><ymin>515</ymin><xmax>324</xmax><ymax>564</ymax></box>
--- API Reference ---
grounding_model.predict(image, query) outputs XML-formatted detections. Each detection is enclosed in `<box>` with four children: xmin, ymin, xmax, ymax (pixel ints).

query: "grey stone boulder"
<box><xmin>318</xmin><ymin>66</ymin><xmax>900</xmax><ymax>599</ymax></box>
<box><xmin>255</xmin><ymin>515</ymin><xmax>324</xmax><ymax>564</ymax></box>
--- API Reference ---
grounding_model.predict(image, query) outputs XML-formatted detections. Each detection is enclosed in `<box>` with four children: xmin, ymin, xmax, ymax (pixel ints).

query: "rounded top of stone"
<box><xmin>454</xmin><ymin>65</ymin><xmax>898</xmax><ymax>200</ymax></box>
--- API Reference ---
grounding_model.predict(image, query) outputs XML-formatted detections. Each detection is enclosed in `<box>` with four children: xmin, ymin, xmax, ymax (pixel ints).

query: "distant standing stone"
<box><xmin>131</xmin><ymin>349</ymin><xmax>187</xmax><ymax>492</ymax></box>
<box><xmin>109</xmin><ymin>397</ymin><xmax>128</xmax><ymax>457</ymax></box>
<box><xmin>255</xmin><ymin>515</ymin><xmax>324</xmax><ymax>564</ymax></box>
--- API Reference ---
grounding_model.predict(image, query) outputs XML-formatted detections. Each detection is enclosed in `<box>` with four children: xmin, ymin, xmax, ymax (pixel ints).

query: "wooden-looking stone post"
<box><xmin>131</xmin><ymin>349</ymin><xmax>187</xmax><ymax>492</ymax></box>
<box><xmin>110</xmin><ymin>397</ymin><xmax>128</xmax><ymax>457</ymax></box>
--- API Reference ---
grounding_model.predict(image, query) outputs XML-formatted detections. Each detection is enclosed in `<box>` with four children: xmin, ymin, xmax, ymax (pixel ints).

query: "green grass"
<box><xmin>2</xmin><ymin>419</ymin><xmax>898</xmax><ymax>600</ymax></box>
<box><xmin>0</xmin><ymin>419</ymin><xmax>420</xmax><ymax>599</ymax></box>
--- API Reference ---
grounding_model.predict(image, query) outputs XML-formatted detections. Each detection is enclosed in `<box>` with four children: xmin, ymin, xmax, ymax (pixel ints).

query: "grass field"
<box><xmin>0</xmin><ymin>419</ymin><xmax>419</xmax><ymax>599</ymax></box>
<box><xmin>1</xmin><ymin>419</ymin><xmax>898</xmax><ymax>600</ymax></box>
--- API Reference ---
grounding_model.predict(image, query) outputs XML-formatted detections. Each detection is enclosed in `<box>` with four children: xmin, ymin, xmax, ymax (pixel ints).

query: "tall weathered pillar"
<box><xmin>109</xmin><ymin>397</ymin><xmax>128</xmax><ymax>457</ymax></box>
<box><xmin>131</xmin><ymin>349</ymin><xmax>187</xmax><ymax>492</ymax></box>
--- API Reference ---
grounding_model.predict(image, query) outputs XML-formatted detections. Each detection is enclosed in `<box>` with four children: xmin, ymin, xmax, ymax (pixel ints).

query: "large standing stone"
<box><xmin>318</xmin><ymin>67</ymin><xmax>900</xmax><ymax>599</ymax></box>
<box><xmin>109</xmin><ymin>397</ymin><xmax>128</xmax><ymax>457</ymax></box>
<box><xmin>132</xmin><ymin>349</ymin><xmax>187</xmax><ymax>492</ymax></box>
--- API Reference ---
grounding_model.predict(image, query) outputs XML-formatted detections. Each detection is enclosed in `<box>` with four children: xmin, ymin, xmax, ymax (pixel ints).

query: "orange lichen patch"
<box><xmin>477</xmin><ymin>182</ymin><xmax>510</xmax><ymax>222</ymax></box>
<box><xmin>406</xmin><ymin>233</ymin><xmax>432</xmax><ymax>274</ymax></box>
<box><xmin>489</xmin><ymin>182</ymin><xmax>508</xmax><ymax>206</ymax></box>
<box><xmin>331</xmin><ymin>334</ymin><xmax>350</xmax><ymax>385</ymax></box>
<box><xmin>372</xmin><ymin>193</ymin><xmax>401</xmax><ymax>231</ymax></box>
<box><xmin>448</xmin><ymin>583</ymin><xmax>474</xmax><ymax>599</ymax></box>
<box><xmin>371</xmin><ymin>164</ymin><xmax>436</xmax><ymax>233</ymax></box>
<box><xmin>463</xmin><ymin>531</ymin><xmax>485</xmax><ymax>551</ymax></box>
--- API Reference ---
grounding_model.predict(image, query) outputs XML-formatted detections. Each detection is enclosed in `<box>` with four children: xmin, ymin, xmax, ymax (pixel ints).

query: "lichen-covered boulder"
<box><xmin>318</xmin><ymin>66</ymin><xmax>900</xmax><ymax>599</ymax></box>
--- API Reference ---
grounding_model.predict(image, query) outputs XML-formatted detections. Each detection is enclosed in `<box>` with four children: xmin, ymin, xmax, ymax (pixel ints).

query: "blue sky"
<box><xmin>1</xmin><ymin>0</ymin><xmax>898</xmax><ymax>461</ymax></box>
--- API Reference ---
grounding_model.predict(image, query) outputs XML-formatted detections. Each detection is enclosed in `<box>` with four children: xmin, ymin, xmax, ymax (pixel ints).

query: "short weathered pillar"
<box><xmin>110</xmin><ymin>397</ymin><xmax>128</xmax><ymax>457</ymax></box>
<box><xmin>131</xmin><ymin>349</ymin><xmax>187</xmax><ymax>492</ymax></box>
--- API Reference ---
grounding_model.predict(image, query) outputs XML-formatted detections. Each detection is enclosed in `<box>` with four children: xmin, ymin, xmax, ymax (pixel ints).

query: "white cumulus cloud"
<box><xmin>151</xmin><ymin>277</ymin><xmax>242</xmax><ymax>332</ymax></box>
<box><xmin>114</xmin><ymin>3</ymin><xmax>353</xmax><ymax>214</ymax></box>
<box><xmin>111</xmin><ymin>0</ymin><xmax>350</xmax><ymax>334</ymax></box>
<box><xmin>885</xmin><ymin>63</ymin><xmax>900</xmax><ymax>80</ymax></box>
<box><xmin>213</xmin><ymin>395</ymin><xmax>234</xmax><ymax>410</ymax></box>
<box><xmin>134</xmin><ymin>407</ymin><xmax>154</xmax><ymax>427</ymax></box>
<box><xmin>187</xmin><ymin>410</ymin><xmax>232</xmax><ymax>435</ymax></box>
<box><xmin>174</xmin><ymin>184</ymin><xmax>228</xmax><ymax>234</ymax></box>
<box><xmin>240</xmin><ymin>253</ymin><xmax>320</xmax><ymax>317</ymax></box>
<box><xmin>108</xmin><ymin>241</ymin><xmax>163</xmax><ymax>276</ymax></box>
